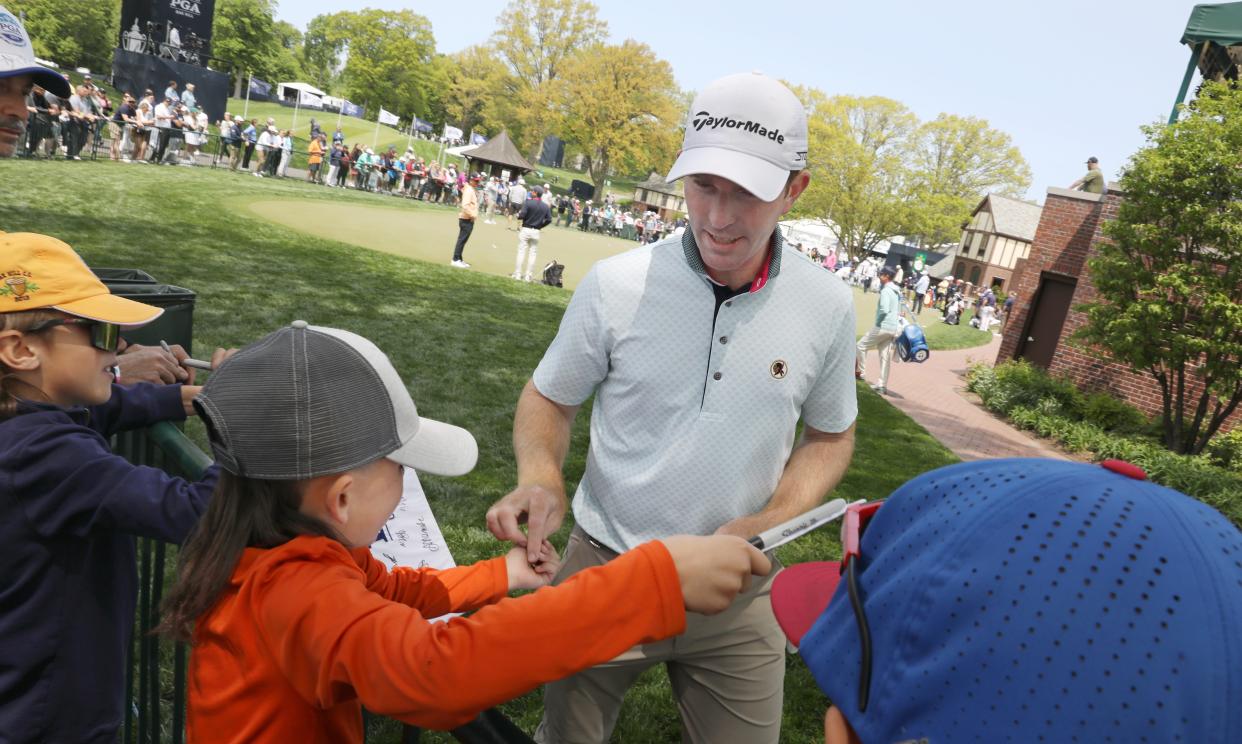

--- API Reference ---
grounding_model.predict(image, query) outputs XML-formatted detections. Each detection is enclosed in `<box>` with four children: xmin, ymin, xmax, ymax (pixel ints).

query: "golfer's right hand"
<box><xmin>660</xmin><ymin>535</ymin><xmax>772</xmax><ymax>615</ymax></box>
<box><xmin>486</xmin><ymin>484</ymin><xmax>567</xmax><ymax>563</ymax></box>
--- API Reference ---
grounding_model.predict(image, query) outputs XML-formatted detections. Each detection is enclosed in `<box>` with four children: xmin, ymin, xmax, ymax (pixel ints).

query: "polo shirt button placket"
<box><xmin>713</xmin><ymin>372</ymin><xmax>722</xmax><ymax>381</ymax></box>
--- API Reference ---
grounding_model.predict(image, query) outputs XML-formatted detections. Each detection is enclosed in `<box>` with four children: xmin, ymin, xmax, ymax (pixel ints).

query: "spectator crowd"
<box><xmin>20</xmin><ymin>73</ymin><xmax>692</xmax><ymax>248</ymax></box>
<box><xmin>789</xmin><ymin>248</ymin><xmax>1018</xmax><ymax>331</ymax></box>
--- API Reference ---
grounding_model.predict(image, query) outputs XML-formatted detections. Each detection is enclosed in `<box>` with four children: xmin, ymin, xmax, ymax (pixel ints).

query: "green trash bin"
<box><xmin>92</xmin><ymin>269</ymin><xmax>197</xmax><ymax>354</ymax></box>
<box><xmin>91</xmin><ymin>267</ymin><xmax>158</xmax><ymax>284</ymax></box>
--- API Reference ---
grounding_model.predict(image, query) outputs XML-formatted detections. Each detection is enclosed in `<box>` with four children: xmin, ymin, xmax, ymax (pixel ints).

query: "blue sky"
<box><xmin>277</xmin><ymin>0</ymin><xmax>1206</xmax><ymax>202</ymax></box>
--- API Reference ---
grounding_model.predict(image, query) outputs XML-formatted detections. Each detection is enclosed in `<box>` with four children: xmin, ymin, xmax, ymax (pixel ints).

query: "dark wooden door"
<box><xmin>1018</xmin><ymin>274</ymin><xmax>1077</xmax><ymax>369</ymax></box>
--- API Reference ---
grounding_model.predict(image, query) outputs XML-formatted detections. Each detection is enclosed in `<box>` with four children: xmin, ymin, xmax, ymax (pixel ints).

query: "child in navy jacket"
<box><xmin>0</xmin><ymin>232</ymin><xmax>222</xmax><ymax>744</ymax></box>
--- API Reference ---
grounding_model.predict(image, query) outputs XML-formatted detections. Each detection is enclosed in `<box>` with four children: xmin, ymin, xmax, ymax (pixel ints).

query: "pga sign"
<box><xmin>168</xmin><ymin>0</ymin><xmax>201</xmax><ymax>18</ymax></box>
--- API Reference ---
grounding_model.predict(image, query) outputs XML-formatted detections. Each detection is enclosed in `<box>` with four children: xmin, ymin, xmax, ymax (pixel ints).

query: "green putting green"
<box><xmin>245</xmin><ymin>196</ymin><xmax>996</xmax><ymax>351</ymax></box>
<box><xmin>245</xmin><ymin>198</ymin><xmax>638</xmax><ymax>289</ymax></box>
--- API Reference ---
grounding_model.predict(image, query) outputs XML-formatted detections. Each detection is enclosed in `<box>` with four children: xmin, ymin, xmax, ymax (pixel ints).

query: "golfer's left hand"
<box><xmin>505</xmin><ymin>540</ymin><xmax>560</xmax><ymax>591</ymax></box>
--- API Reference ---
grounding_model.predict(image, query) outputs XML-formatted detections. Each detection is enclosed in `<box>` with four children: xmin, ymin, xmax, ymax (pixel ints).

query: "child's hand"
<box><xmin>660</xmin><ymin>535</ymin><xmax>771</xmax><ymax>615</ymax></box>
<box><xmin>181</xmin><ymin>385</ymin><xmax>202</xmax><ymax>416</ymax></box>
<box><xmin>505</xmin><ymin>540</ymin><xmax>560</xmax><ymax>591</ymax></box>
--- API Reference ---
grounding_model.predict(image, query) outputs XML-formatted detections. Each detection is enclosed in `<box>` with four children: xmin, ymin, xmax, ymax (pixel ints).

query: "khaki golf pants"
<box><xmin>534</xmin><ymin>527</ymin><xmax>785</xmax><ymax>744</ymax></box>
<box><xmin>856</xmin><ymin>327</ymin><xmax>898</xmax><ymax>389</ymax></box>
<box><xmin>515</xmin><ymin>227</ymin><xmax>541</xmax><ymax>278</ymax></box>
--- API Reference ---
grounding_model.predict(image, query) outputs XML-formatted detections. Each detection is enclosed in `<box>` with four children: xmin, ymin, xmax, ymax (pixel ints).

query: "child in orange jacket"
<box><xmin>160</xmin><ymin>321</ymin><xmax>769</xmax><ymax>743</ymax></box>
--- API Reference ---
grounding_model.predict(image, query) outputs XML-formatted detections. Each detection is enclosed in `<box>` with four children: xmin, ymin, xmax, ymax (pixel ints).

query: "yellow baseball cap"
<box><xmin>0</xmin><ymin>232</ymin><xmax>164</xmax><ymax>327</ymax></box>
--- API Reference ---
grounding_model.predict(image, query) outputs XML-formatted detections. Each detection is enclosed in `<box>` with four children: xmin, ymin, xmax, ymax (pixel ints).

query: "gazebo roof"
<box><xmin>463</xmin><ymin>131</ymin><xmax>533</xmax><ymax>172</ymax></box>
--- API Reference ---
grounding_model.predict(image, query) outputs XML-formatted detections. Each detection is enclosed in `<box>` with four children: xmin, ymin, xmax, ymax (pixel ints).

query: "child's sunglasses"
<box><xmin>27</xmin><ymin>318</ymin><xmax>123</xmax><ymax>353</ymax></box>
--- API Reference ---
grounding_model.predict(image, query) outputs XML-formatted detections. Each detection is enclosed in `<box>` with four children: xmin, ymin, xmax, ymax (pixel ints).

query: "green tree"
<box><xmin>442</xmin><ymin>45</ymin><xmax>511</xmax><ymax>138</ymax></box>
<box><xmin>551</xmin><ymin>40</ymin><xmax>681</xmax><ymax>194</ymax></box>
<box><xmin>300</xmin><ymin>11</ymin><xmax>349</xmax><ymax>93</ymax></box>
<box><xmin>792</xmin><ymin>91</ymin><xmax>921</xmax><ymax>260</ymax></box>
<box><xmin>268</xmin><ymin>20</ymin><xmax>306</xmax><ymax>83</ymax></box>
<box><xmin>1074</xmin><ymin>80</ymin><xmax>1242</xmax><ymax>455</ymax></box>
<box><xmin>907</xmin><ymin>114</ymin><xmax>1032</xmax><ymax>245</ymax></box>
<box><xmin>7</xmin><ymin>0</ymin><xmax>118</xmax><ymax>72</ymax></box>
<box><xmin>213</xmin><ymin>0</ymin><xmax>286</xmax><ymax>98</ymax></box>
<box><xmin>299</xmin><ymin>9</ymin><xmax>437</xmax><ymax>121</ymax></box>
<box><xmin>490</xmin><ymin>0</ymin><xmax>607</xmax><ymax>156</ymax></box>
<box><xmin>491</xmin><ymin>0</ymin><xmax>607</xmax><ymax>87</ymax></box>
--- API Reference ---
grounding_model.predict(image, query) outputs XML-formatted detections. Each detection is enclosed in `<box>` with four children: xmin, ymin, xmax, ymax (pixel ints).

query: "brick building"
<box><xmin>998</xmin><ymin>185</ymin><xmax>1239</xmax><ymax>431</ymax></box>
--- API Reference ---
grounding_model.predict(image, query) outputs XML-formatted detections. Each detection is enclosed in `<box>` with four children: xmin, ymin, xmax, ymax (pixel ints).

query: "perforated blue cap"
<box><xmin>790</xmin><ymin>458</ymin><xmax>1242</xmax><ymax>742</ymax></box>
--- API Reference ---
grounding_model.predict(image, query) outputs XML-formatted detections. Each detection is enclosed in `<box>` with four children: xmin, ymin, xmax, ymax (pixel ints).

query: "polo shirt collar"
<box><xmin>680</xmin><ymin>228</ymin><xmax>783</xmax><ymax>293</ymax></box>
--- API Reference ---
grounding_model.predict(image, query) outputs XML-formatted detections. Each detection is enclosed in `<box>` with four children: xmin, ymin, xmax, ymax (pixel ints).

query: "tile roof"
<box><xmin>985</xmin><ymin>194</ymin><xmax>1043</xmax><ymax>242</ymax></box>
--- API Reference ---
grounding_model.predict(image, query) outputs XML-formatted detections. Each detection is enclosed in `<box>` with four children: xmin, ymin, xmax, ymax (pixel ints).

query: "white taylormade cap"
<box><xmin>666</xmin><ymin>71</ymin><xmax>808</xmax><ymax>202</ymax></box>
<box><xmin>196</xmin><ymin>321</ymin><xmax>479</xmax><ymax>480</ymax></box>
<box><xmin>0</xmin><ymin>5</ymin><xmax>70</xmax><ymax>98</ymax></box>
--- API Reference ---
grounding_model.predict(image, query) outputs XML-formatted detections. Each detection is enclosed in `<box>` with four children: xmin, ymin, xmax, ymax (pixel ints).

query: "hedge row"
<box><xmin>967</xmin><ymin>361</ymin><xmax>1242</xmax><ymax>527</ymax></box>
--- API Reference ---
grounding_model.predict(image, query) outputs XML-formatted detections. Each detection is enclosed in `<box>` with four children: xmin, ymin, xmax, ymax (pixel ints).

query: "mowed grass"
<box><xmin>243</xmin><ymin>193</ymin><xmax>998</xmax><ymax>353</ymax></box>
<box><xmin>0</xmin><ymin>160</ymin><xmax>961</xmax><ymax>743</ymax></box>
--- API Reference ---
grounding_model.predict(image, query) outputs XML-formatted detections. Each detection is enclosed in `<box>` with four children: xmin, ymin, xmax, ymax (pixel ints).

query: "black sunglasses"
<box><xmin>840</xmin><ymin>501</ymin><xmax>883</xmax><ymax>713</ymax></box>
<box><xmin>27</xmin><ymin>318</ymin><xmax>122</xmax><ymax>353</ymax></box>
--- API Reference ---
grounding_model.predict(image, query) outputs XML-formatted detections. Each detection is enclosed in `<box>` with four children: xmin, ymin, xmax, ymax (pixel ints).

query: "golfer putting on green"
<box><xmin>487</xmin><ymin>72</ymin><xmax>859</xmax><ymax>743</ymax></box>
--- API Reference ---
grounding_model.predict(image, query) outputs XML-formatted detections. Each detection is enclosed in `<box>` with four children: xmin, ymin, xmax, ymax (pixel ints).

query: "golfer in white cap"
<box><xmin>489</xmin><ymin>72</ymin><xmax>858</xmax><ymax>743</ymax></box>
<box><xmin>0</xmin><ymin>5</ymin><xmax>71</xmax><ymax>157</ymax></box>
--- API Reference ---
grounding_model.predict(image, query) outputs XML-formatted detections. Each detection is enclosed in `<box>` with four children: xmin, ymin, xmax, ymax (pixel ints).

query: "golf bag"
<box><xmin>895</xmin><ymin>298</ymin><xmax>931</xmax><ymax>363</ymax></box>
<box><xmin>541</xmin><ymin>260</ymin><xmax>565</xmax><ymax>288</ymax></box>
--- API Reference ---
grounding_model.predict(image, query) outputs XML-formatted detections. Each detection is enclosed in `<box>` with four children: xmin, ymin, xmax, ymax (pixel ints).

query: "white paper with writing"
<box><xmin>369</xmin><ymin>468</ymin><xmax>457</xmax><ymax>572</ymax></box>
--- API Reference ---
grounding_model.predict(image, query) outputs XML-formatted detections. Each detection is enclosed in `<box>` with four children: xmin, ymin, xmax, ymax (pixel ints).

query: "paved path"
<box><xmin>865</xmin><ymin>332</ymin><xmax>1069</xmax><ymax>462</ymax></box>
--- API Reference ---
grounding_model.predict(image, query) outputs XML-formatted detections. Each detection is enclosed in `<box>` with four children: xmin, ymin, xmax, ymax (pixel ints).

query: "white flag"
<box><xmin>378</xmin><ymin>108</ymin><xmax>400</xmax><ymax>126</ymax></box>
<box><xmin>298</xmin><ymin>90</ymin><xmax>323</xmax><ymax>109</ymax></box>
<box><xmin>442</xmin><ymin>124</ymin><xmax>463</xmax><ymax>141</ymax></box>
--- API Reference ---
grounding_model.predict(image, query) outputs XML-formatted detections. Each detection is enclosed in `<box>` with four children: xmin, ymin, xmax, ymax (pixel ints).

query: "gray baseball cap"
<box><xmin>195</xmin><ymin>321</ymin><xmax>478</xmax><ymax>480</ymax></box>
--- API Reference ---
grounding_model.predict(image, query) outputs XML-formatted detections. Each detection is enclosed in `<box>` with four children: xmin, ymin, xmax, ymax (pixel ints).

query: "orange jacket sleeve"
<box><xmin>255</xmin><ymin>541</ymin><xmax>684</xmax><ymax>731</ymax></box>
<box><xmin>349</xmin><ymin>547</ymin><xmax>508</xmax><ymax>617</ymax></box>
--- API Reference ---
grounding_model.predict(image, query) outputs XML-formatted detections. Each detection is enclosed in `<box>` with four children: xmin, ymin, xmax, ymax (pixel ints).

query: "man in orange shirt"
<box><xmin>306</xmin><ymin>133</ymin><xmax>325</xmax><ymax>184</ymax></box>
<box><xmin>451</xmin><ymin>173</ymin><xmax>482</xmax><ymax>269</ymax></box>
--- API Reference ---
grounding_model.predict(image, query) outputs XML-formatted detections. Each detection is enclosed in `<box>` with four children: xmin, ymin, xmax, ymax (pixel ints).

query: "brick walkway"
<box><xmin>865</xmin><ymin>332</ymin><xmax>1069</xmax><ymax>462</ymax></box>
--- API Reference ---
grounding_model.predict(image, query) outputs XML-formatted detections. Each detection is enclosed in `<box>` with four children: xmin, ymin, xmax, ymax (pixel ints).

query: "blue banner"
<box><xmin>471</xmin><ymin>132</ymin><xmax>488</xmax><ymax>145</ymax></box>
<box><xmin>412</xmin><ymin>117</ymin><xmax>434</xmax><ymax>134</ymax></box>
<box><xmin>341</xmin><ymin>100</ymin><xmax>365</xmax><ymax>118</ymax></box>
<box><xmin>248</xmin><ymin>77</ymin><xmax>271</xmax><ymax>97</ymax></box>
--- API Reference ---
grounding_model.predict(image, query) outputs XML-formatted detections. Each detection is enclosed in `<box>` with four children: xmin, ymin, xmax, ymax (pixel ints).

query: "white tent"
<box><xmin>778</xmin><ymin>219</ymin><xmax>839</xmax><ymax>253</ymax></box>
<box><xmin>276</xmin><ymin>82</ymin><xmax>327</xmax><ymax>102</ymax></box>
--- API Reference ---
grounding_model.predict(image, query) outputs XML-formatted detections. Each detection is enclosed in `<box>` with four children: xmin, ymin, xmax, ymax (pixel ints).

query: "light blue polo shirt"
<box><xmin>532</xmin><ymin>230</ymin><xmax>858</xmax><ymax>551</ymax></box>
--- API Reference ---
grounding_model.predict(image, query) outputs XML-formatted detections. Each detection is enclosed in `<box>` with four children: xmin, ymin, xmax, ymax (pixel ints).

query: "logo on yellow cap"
<box><xmin>0</xmin><ymin>271</ymin><xmax>39</xmax><ymax>303</ymax></box>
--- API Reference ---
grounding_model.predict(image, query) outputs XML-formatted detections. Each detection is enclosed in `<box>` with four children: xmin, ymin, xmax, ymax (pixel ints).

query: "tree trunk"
<box><xmin>588</xmin><ymin>151</ymin><xmax>608</xmax><ymax>198</ymax></box>
<box><xmin>1191</xmin><ymin>382</ymin><xmax>1242</xmax><ymax>455</ymax></box>
<box><xmin>233</xmin><ymin>72</ymin><xmax>244</xmax><ymax>100</ymax></box>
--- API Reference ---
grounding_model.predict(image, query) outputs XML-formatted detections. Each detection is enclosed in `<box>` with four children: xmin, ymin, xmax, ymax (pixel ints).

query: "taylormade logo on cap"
<box><xmin>666</xmin><ymin>72</ymin><xmax>809</xmax><ymax>202</ymax></box>
<box><xmin>691</xmin><ymin>110</ymin><xmax>786</xmax><ymax>143</ymax></box>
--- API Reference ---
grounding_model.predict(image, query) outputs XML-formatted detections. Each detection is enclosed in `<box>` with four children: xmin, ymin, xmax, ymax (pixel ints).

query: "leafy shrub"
<box><xmin>1206</xmin><ymin>428</ymin><xmax>1242</xmax><ymax>473</ymax></box>
<box><xmin>967</xmin><ymin>360</ymin><xmax>1083</xmax><ymax>417</ymax></box>
<box><xmin>1002</xmin><ymin>405</ymin><xmax>1242</xmax><ymax>527</ymax></box>
<box><xmin>1081</xmin><ymin>392</ymin><xmax>1149</xmax><ymax>433</ymax></box>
